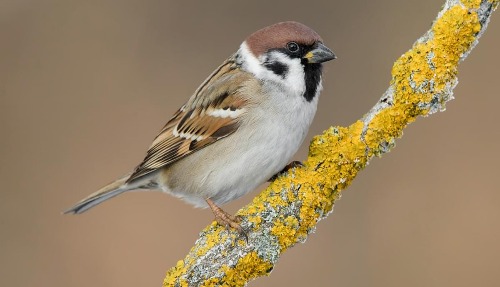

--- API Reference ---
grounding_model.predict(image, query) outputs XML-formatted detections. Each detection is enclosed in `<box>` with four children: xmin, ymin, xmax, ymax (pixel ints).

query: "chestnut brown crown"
<box><xmin>245</xmin><ymin>21</ymin><xmax>323</xmax><ymax>57</ymax></box>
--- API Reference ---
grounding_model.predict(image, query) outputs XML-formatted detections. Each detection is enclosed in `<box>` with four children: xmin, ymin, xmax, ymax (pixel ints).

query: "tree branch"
<box><xmin>164</xmin><ymin>1</ymin><xmax>498</xmax><ymax>286</ymax></box>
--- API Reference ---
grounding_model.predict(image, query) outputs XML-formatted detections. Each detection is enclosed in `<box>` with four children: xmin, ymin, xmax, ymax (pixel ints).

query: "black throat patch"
<box><xmin>302</xmin><ymin>63</ymin><xmax>322</xmax><ymax>102</ymax></box>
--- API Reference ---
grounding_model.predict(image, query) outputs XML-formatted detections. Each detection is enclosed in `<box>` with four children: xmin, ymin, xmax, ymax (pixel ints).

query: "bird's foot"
<box><xmin>206</xmin><ymin>198</ymin><xmax>247</xmax><ymax>240</ymax></box>
<box><xmin>268</xmin><ymin>161</ymin><xmax>304</xmax><ymax>182</ymax></box>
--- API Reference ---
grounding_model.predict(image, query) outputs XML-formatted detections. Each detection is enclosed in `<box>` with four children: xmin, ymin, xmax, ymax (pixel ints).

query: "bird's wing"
<box><xmin>126</xmin><ymin>57</ymin><xmax>258</xmax><ymax>183</ymax></box>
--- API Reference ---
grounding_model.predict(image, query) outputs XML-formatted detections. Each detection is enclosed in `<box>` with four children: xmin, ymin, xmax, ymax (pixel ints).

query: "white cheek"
<box><xmin>239</xmin><ymin>42</ymin><xmax>306</xmax><ymax>99</ymax></box>
<box><xmin>280</xmin><ymin>56</ymin><xmax>306</xmax><ymax>97</ymax></box>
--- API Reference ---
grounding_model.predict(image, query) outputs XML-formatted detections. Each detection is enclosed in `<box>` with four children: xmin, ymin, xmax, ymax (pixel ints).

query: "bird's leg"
<box><xmin>206</xmin><ymin>198</ymin><xmax>247</xmax><ymax>239</ymax></box>
<box><xmin>268</xmin><ymin>161</ymin><xmax>304</xmax><ymax>182</ymax></box>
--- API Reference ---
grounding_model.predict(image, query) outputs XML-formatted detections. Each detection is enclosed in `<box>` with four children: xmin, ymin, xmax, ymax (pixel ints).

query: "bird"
<box><xmin>64</xmin><ymin>21</ymin><xmax>336</xmax><ymax>234</ymax></box>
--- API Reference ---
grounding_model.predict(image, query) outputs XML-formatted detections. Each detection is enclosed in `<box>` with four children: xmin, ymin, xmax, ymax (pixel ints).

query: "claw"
<box><xmin>206</xmin><ymin>199</ymin><xmax>248</xmax><ymax>241</ymax></box>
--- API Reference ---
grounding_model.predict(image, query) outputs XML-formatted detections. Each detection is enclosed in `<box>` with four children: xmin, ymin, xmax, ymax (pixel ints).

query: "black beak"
<box><xmin>303</xmin><ymin>42</ymin><xmax>336</xmax><ymax>64</ymax></box>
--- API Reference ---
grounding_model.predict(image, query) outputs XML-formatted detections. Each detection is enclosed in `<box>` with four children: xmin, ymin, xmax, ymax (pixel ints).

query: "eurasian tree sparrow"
<box><xmin>65</xmin><ymin>21</ymin><xmax>336</xmax><ymax>233</ymax></box>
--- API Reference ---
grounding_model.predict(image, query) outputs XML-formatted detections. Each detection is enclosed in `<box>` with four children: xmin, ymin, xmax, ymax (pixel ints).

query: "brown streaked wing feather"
<box><xmin>126</xmin><ymin>56</ymin><xmax>257</xmax><ymax>183</ymax></box>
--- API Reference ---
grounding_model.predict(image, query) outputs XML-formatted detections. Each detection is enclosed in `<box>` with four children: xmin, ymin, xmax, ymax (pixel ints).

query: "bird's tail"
<box><xmin>64</xmin><ymin>175</ymin><xmax>130</xmax><ymax>214</ymax></box>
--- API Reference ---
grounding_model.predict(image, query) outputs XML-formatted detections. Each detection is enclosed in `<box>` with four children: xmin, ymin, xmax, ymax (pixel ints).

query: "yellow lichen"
<box><xmin>246</xmin><ymin>214</ymin><xmax>262</xmax><ymax>226</ymax></box>
<box><xmin>193</xmin><ymin>224</ymin><xmax>226</xmax><ymax>258</ymax></box>
<box><xmin>199</xmin><ymin>278</ymin><xmax>221</xmax><ymax>287</ymax></box>
<box><xmin>462</xmin><ymin>0</ymin><xmax>482</xmax><ymax>9</ymax></box>
<box><xmin>163</xmin><ymin>260</ymin><xmax>188</xmax><ymax>287</ymax></box>
<box><xmin>365</xmin><ymin>105</ymin><xmax>414</xmax><ymax>147</ymax></box>
<box><xmin>215</xmin><ymin>252</ymin><xmax>272</xmax><ymax>287</ymax></box>
<box><xmin>432</xmin><ymin>6</ymin><xmax>481</xmax><ymax>61</ymax></box>
<box><xmin>270</xmin><ymin>215</ymin><xmax>300</xmax><ymax>251</ymax></box>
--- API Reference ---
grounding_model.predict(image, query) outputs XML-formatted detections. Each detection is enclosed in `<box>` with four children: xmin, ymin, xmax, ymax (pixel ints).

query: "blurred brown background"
<box><xmin>1</xmin><ymin>1</ymin><xmax>499</xmax><ymax>286</ymax></box>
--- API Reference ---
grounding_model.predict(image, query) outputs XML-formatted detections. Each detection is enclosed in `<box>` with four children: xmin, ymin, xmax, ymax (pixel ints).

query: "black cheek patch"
<box><xmin>264</xmin><ymin>62</ymin><xmax>289</xmax><ymax>78</ymax></box>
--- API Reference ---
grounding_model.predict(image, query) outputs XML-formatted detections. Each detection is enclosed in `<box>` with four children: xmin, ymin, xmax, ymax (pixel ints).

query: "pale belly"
<box><xmin>157</xmin><ymin>111</ymin><xmax>313</xmax><ymax>208</ymax></box>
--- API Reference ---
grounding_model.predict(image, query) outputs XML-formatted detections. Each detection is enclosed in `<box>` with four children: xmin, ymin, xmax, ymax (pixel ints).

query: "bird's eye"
<box><xmin>286</xmin><ymin>42</ymin><xmax>300</xmax><ymax>53</ymax></box>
